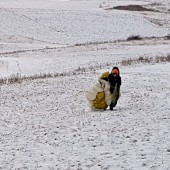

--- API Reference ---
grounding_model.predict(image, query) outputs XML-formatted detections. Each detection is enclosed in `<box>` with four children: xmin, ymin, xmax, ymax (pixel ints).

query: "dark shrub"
<box><xmin>127</xmin><ymin>35</ymin><xmax>142</xmax><ymax>41</ymax></box>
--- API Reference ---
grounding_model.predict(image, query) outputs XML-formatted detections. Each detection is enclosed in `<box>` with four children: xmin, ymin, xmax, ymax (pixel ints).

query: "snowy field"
<box><xmin>0</xmin><ymin>63</ymin><xmax>170</xmax><ymax>170</ymax></box>
<box><xmin>0</xmin><ymin>0</ymin><xmax>170</xmax><ymax>78</ymax></box>
<box><xmin>0</xmin><ymin>0</ymin><xmax>170</xmax><ymax>169</ymax></box>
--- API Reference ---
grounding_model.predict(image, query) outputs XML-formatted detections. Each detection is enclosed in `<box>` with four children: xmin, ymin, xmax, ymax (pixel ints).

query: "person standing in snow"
<box><xmin>99</xmin><ymin>67</ymin><xmax>121</xmax><ymax>110</ymax></box>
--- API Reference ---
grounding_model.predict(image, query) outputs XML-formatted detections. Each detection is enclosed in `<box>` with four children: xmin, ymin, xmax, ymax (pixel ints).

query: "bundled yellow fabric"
<box><xmin>93</xmin><ymin>91</ymin><xmax>107</xmax><ymax>110</ymax></box>
<box><xmin>85</xmin><ymin>79</ymin><xmax>112</xmax><ymax>110</ymax></box>
<box><xmin>100</xmin><ymin>71</ymin><xmax>109</xmax><ymax>79</ymax></box>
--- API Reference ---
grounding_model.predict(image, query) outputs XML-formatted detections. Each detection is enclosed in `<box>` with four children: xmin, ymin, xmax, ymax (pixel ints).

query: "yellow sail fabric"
<box><xmin>93</xmin><ymin>91</ymin><xmax>108</xmax><ymax>110</ymax></box>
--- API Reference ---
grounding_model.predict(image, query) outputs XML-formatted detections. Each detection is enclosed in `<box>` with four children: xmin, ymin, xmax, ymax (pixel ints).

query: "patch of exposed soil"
<box><xmin>108</xmin><ymin>5</ymin><xmax>157</xmax><ymax>12</ymax></box>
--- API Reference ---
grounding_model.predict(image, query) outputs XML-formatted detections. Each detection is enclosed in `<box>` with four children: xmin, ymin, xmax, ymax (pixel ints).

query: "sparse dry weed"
<box><xmin>0</xmin><ymin>54</ymin><xmax>169</xmax><ymax>85</ymax></box>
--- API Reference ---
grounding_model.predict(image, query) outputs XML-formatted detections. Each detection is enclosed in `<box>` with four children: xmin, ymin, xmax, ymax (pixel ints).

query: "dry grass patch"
<box><xmin>0</xmin><ymin>54</ymin><xmax>169</xmax><ymax>85</ymax></box>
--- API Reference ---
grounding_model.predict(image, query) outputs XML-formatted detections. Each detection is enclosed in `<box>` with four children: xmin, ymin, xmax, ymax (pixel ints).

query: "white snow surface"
<box><xmin>0</xmin><ymin>63</ymin><xmax>170</xmax><ymax>169</ymax></box>
<box><xmin>0</xmin><ymin>0</ymin><xmax>170</xmax><ymax>78</ymax></box>
<box><xmin>0</xmin><ymin>0</ymin><xmax>170</xmax><ymax>169</ymax></box>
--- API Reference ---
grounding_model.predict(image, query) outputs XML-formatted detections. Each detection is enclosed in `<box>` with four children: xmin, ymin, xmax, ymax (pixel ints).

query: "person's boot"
<box><xmin>109</xmin><ymin>107</ymin><xmax>113</xmax><ymax>111</ymax></box>
<box><xmin>109</xmin><ymin>101</ymin><xmax>117</xmax><ymax>111</ymax></box>
<box><xmin>109</xmin><ymin>103</ymin><xmax>114</xmax><ymax>111</ymax></box>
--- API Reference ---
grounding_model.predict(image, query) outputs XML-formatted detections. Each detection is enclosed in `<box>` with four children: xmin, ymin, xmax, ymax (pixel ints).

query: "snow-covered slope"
<box><xmin>0</xmin><ymin>63</ymin><xmax>169</xmax><ymax>169</ymax></box>
<box><xmin>0</xmin><ymin>0</ymin><xmax>170</xmax><ymax>169</ymax></box>
<box><xmin>0</xmin><ymin>8</ymin><xmax>169</xmax><ymax>46</ymax></box>
<box><xmin>0</xmin><ymin>0</ymin><xmax>169</xmax><ymax>78</ymax></box>
<box><xmin>0</xmin><ymin>41</ymin><xmax>170</xmax><ymax>78</ymax></box>
<box><xmin>0</xmin><ymin>0</ymin><xmax>170</xmax><ymax>47</ymax></box>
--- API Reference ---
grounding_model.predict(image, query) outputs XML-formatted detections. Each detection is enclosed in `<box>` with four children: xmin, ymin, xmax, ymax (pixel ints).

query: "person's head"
<box><xmin>111</xmin><ymin>67</ymin><xmax>120</xmax><ymax>77</ymax></box>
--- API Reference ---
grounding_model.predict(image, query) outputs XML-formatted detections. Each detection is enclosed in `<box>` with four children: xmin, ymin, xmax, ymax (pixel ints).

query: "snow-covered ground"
<box><xmin>0</xmin><ymin>0</ymin><xmax>170</xmax><ymax>78</ymax></box>
<box><xmin>0</xmin><ymin>0</ymin><xmax>170</xmax><ymax>169</ymax></box>
<box><xmin>0</xmin><ymin>41</ymin><xmax>170</xmax><ymax>78</ymax></box>
<box><xmin>0</xmin><ymin>63</ymin><xmax>170</xmax><ymax>169</ymax></box>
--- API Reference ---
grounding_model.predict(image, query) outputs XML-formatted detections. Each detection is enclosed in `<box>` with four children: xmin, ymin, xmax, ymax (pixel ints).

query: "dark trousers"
<box><xmin>109</xmin><ymin>101</ymin><xmax>117</xmax><ymax>110</ymax></box>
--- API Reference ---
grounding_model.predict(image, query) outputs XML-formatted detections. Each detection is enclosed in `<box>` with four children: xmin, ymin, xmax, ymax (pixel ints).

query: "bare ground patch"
<box><xmin>107</xmin><ymin>5</ymin><xmax>158</xmax><ymax>12</ymax></box>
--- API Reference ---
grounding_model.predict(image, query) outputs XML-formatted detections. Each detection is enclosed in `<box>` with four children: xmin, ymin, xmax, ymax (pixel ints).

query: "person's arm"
<box><xmin>116</xmin><ymin>77</ymin><xmax>121</xmax><ymax>92</ymax></box>
<box><xmin>119</xmin><ymin>77</ymin><xmax>121</xmax><ymax>86</ymax></box>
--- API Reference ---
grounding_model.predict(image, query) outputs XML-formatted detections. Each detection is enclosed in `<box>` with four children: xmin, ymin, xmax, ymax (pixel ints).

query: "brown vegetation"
<box><xmin>0</xmin><ymin>54</ymin><xmax>169</xmax><ymax>85</ymax></box>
